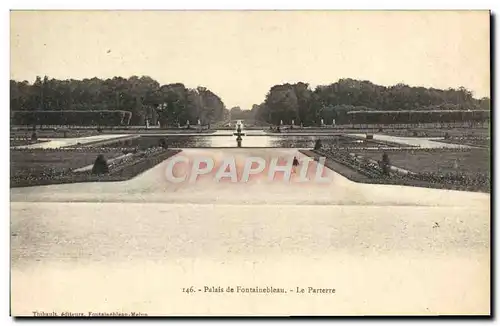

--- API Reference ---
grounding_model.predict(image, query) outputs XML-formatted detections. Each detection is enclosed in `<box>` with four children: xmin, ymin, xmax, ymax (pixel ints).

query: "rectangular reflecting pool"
<box><xmin>93</xmin><ymin>135</ymin><xmax>390</xmax><ymax>149</ymax></box>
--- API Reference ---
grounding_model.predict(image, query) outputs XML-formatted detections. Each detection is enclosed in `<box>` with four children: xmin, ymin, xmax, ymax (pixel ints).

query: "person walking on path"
<box><xmin>292</xmin><ymin>156</ymin><xmax>300</xmax><ymax>174</ymax></box>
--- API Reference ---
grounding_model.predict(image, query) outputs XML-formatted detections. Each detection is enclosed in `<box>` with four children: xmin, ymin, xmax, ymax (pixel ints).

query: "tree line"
<box><xmin>251</xmin><ymin>79</ymin><xmax>490</xmax><ymax>125</ymax></box>
<box><xmin>10</xmin><ymin>76</ymin><xmax>228</xmax><ymax>127</ymax></box>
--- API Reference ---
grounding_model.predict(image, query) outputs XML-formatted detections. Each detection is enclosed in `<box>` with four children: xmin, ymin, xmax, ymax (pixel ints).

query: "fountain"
<box><xmin>233</xmin><ymin>121</ymin><xmax>245</xmax><ymax>147</ymax></box>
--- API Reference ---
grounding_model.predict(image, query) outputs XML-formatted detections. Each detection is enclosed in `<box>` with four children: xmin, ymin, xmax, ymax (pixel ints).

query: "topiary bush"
<box><xmin>314</xmin><ymin>139</ymin><xmax>322</xmax><ymax>150</ymax></box>
<box><xmin>91</xmin><ymin>154</ymin><xmax>109</xmax><ymax>175</ymax></box>
<box><xmin>380</xmin><ymin>152</ymin><xmax>391</xmax><ymax>176</ymax></box>
<box><xmin>158</xmin><ymin>138</ymin><xmax>168</xmax><ymax>149</ymax></box>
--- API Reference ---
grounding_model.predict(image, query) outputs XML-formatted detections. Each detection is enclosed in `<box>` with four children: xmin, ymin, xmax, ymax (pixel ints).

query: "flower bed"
<box><xmin>10</xmin><ymin>147</ymin><xmax>181</xmax><ymax>188</ymax></box>
<box><xmin>306</xmin><ymin>146</ymin><xmax>490</xmax><ymax>193</ymax></box>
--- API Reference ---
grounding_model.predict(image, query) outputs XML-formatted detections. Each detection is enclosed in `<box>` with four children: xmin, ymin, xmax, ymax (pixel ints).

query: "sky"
<box><xmin>10</xmin><ymin>10</ymin><xmax>490</xmax><ymax>109</ymax></box>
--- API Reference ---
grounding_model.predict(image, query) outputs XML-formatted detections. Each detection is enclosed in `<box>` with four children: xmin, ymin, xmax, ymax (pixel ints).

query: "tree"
<box><xmin>251</xmin><ymin>78</ymin><xmax>489</xmax><ymax>126</ymax></box>
<box><xmin>10</xmin><ymin>76</ymin><xmax>228</xmax><ymax>127</ymax></box>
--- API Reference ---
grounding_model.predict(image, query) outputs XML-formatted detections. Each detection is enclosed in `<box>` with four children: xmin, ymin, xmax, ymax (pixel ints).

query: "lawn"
<box><xmin>433</xmin><ymin>137</ymin><xmax>490</xmax><ymax>148</ymax></box>
<box><xmin>10</xmin><ymin>149</ymin><xmax>124</xmax><ymax>179</ymax></box>
<box><xmin>349</xmin><ymin>148</ymin><xmax>490</xmax><ymax>176</ymax></box>
<box><xmin>10</xmin><ymin>148</ymin><xmax>181</xmax><ymax>188</ymax></box>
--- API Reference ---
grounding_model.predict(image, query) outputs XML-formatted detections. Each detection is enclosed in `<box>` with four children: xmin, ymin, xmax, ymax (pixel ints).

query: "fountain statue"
<box><xmin>291</xmin><ymin>119</ymin><xmax>294</xmax><ymax>126</ymax></box>
<box><xmin>233</xmin><ymin>121</ymin><xmax>245</xmax><ymax>148</ymax></box>
<box><xmin>280</xmin><ymin>120</ymin><xmax>283</xmax><ymax>125</ymax></box>
<box><xmin>321</xmin><ymin>118</ymin><xmax>324</xmax><ymax>127</ymax></box>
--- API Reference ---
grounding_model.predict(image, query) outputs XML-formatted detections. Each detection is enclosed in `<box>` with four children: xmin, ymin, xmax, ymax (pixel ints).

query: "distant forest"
<box><xmin>232</xmin><ymin>79</ymin><xmax>490</xmax><ymax>125</ymax></box>
<box><xmin>11</xmin><ymin>76</ymin><xmax>490</xmax><ymax>126</ymax></box>
<box><xmin>10</xmin><ymin>76</ymin><xmax>228</xmax><ymax>127</ymax></box>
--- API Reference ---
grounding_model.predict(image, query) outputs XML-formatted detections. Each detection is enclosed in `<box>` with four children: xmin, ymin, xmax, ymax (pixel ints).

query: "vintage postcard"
<box><xmin>9</xmin><ymin>10</ymin><xmax>491</xmax><ymax>317</ymax></box>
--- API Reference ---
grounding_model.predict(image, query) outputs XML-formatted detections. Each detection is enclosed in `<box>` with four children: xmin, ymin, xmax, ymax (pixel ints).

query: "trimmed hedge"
<box><xmin>346</xmin><ymin>110</ymin><xmax>490</xmax><ymax>125</ymax></box>
<box><xmin>11</xmin><ymin>110</ymin><xmax>133</xmax><ymax>126</ymax></box>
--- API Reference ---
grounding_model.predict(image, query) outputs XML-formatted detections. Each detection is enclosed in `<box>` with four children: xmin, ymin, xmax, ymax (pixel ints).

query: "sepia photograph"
<box><xmin>9</xmin><ymin>10</ymin><xmax>491</xmax><ymax>317</ymax></box>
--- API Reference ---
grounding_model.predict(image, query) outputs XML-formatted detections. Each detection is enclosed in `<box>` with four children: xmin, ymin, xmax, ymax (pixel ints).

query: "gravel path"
<box><xmin>10</xmin><ymin>148</ymin><xmax>490</xmax><ymax>316</ymax></box>
<box><xmin>12</xmin><ymin>134</ymin><xmax>132</xmax><ymax>149</ymax></box>
<box><xmin>348</xmin><ymin>133</ymin><xmax>474</xmax><ymax>149</ymax></box>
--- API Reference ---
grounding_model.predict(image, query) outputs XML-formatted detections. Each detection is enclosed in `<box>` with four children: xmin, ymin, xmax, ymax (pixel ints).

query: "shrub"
<box><xmin>380</xmin><ymin>152</ymin><xmax>391</xmax><ymax>176</ymax></box>
<box><xmin>91</xmin><ymin>154</ymin><xmax>109</xmax><ymax>175</ymax></box>
<box><xmin>158</xmin><ymin>138</ymin><xmax>168</xmax><ymax>149</ymax></box>
<box><xmin>314</xmin><ymin>139</ymin><xmax>322</xmax><ymax>150</ymax></box>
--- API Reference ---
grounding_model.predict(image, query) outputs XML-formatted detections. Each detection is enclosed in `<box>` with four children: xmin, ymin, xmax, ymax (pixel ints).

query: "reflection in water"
<box><xmin>99</xmin><ymin>135</ymin><xmax>376</xmax><ymax>149</ymax></box>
